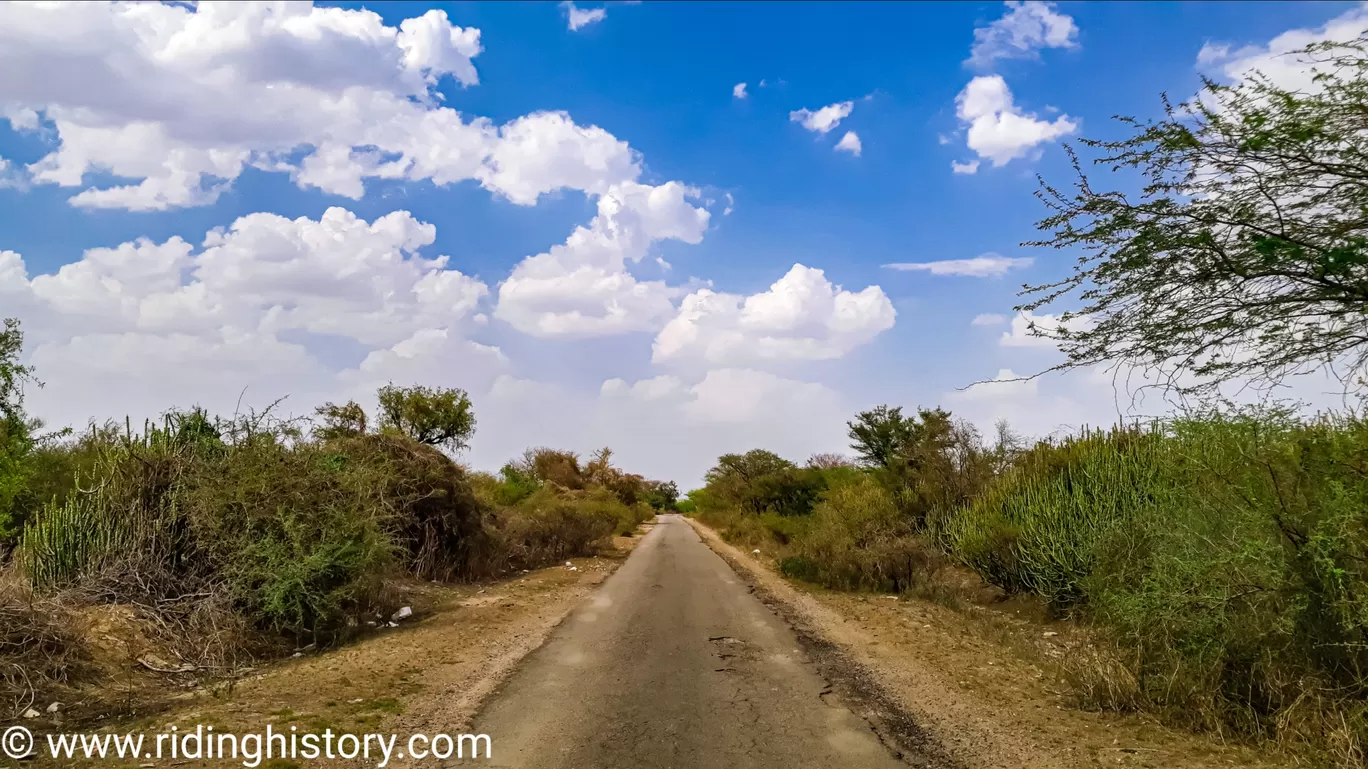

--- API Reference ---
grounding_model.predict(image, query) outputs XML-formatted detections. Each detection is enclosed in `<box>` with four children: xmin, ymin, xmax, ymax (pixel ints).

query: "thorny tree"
<box><xmin>1021</xmin><ymin>37</ymin><xmax>1368</xmax><ymax>395</ymax></box>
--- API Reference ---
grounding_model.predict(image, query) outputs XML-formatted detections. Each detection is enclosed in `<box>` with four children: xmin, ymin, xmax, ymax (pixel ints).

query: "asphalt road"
<box><xmin>464</xmin><ymin>514</ymin><xmax>908</xmax><ymax>769</ymax></box>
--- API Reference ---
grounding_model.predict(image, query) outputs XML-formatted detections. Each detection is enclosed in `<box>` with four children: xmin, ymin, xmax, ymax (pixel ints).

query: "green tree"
<box><xmin>0</xmin><ymin>318</ymin><xmax>37</xmax><ymax>545</ymax></box>
<box><xmin>1022</xmin><ymin>37</ymin><xmax>1368</xmax><ymax>393</ymax></box>
<box><xmin>847</xmin><ymin>405</ymin><xmax>916</xmax><ymax>469</ymax></box>
<box><xmin>644</xmin><ymin>480</ymin><xmax>680</xmax><ymax>511</ymax></box>
<box><xmin>376</xmin><ymin>384</ymin><xmax>476</xmax><ymax>453</ymax></box>
<box><xmin>314</xmin><ymin>400</ymin><xmax>368</xmax><ymax>441</ymax></box>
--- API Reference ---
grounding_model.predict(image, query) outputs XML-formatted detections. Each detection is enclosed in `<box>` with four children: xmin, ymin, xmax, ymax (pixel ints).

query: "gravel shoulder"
<box><xmin>685</xmin><ymin>517</ymin><xmax>1289</xmax><ymax>769</ymax></box>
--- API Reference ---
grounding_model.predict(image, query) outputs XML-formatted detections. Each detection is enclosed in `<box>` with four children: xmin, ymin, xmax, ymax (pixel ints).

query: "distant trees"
<box><xmin>314</xmin><ymin>401</ymin><xmax>368</xmax><ymax>441</ymax></box>
<box><xmin>1023</xmin><ymin>37</ymin><xmax>1368</xmax><ymax>393</ymax></box>
<box><xmin>695</xmin><ymin>449</ymin><xmax>830</xmax><ymax>517</ymax></box>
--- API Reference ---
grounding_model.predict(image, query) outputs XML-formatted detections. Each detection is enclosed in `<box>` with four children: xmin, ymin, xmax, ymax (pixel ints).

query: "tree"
<box><xmin>314</xmin><ymin>400</ymin><xmax>368</xmax><ymax>441</ymax></box>
<box><xmin>1022</xmin><ymin>37</ymin><xmax>1368</xmax><ymax>394</ymax></box>
<box><xmin>847</xmin><ymin>406</ymin><xmax>915</xmax><ymax>469</ymax></box>
<box><xmin>644</xmin><ymin>480</ymin><xmax>679</xmax><ymax>511</ymax></box>
<box><xmin>0</xmin><ymin>318</ymin><xmax>36</xmax><ymax>545</ymax></box>
<box><xmin>376</xmin><ymin>384</ymin><xmax>476</xmax><ymax>452</ymax></box>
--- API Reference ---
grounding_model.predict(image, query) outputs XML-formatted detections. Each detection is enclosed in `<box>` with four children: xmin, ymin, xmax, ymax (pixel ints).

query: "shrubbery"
<box><xmin>0</xmin><ymin>318</ymin><xmax>666</xmax><ymax>717</ymax></box>
<box><xmin>686</xmin><ymin>403</ymin><xmax>1368</xmax><ymax>761</ymax></box>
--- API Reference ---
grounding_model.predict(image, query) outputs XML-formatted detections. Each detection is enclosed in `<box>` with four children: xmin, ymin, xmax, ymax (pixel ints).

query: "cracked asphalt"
<box><xmin>463</xmin><ymin>514</ymin><xmax>910</xmax><ymax>768</ymax></box>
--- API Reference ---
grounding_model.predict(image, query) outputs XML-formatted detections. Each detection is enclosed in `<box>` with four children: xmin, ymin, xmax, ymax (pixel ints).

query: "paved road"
<box><xmin>465</xmin><ymin>514</ymin><xmax>907</xmax><ymax>769</ymax></box>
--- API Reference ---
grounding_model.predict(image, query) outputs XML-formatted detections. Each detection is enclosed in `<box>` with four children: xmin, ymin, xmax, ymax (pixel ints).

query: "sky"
<box><xmin>0</xmin><ymin>0</ymin><xmax>1364</xmax><ymax>487</ymax></box>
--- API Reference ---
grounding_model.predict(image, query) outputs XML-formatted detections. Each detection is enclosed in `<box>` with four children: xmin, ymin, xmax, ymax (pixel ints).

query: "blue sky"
<box><xmin>0</xmin><ymin>1</ymin><xmax>1362</xmax><ymax>486</ymax></box>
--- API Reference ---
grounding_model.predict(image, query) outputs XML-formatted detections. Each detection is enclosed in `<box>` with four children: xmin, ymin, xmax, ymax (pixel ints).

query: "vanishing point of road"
<box><xmin>463</xmin><ymin>514</ymin><xmax>914</xmax><ymax>768</ymax></box>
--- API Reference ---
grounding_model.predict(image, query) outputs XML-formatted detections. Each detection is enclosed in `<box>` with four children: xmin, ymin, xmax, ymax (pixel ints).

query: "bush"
<box><xmin>782</xmin><ymin>475</ymin><xmax>941</xmax><ymax>593</ymax></box>
<box><xmin>489</xmin><ymin>487</ymin><xmax>620</xmax><ymax>569</ymax></box>
<box><xmin>939</xmin><ymin>426</ymin><xmax>1169</xmax><ymax>610</ymax></box>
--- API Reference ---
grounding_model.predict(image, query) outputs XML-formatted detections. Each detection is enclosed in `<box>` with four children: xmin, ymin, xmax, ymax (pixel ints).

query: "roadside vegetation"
<box><xmin>692</xmin><ymin>36</ymin><xmax>1368</xmax><ymax>767</ymax></box>
<box><xmin>0</xmin><ymin>319</ymin><xmax>670</xmax><ymax>722</ymax></box>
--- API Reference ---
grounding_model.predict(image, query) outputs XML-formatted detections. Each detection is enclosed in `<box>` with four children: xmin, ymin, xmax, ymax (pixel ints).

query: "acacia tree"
<box><xmin>1021</xmin><ymin>38</ymin><xmax>1368</xmax><ymax>394</ymax></box>
<box><xmin>376</xmin><ymin>384</ymin><xmax>476</xmax><ymax>453</ymax></box>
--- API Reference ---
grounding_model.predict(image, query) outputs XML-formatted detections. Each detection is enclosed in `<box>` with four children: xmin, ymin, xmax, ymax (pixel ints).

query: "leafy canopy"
<box><xmin>376</xmin><ymin>384</ymin><xmax>476</xmax><ymax>453</ymax></box>
<box><xmin>1022</xmin><ymin>37</ymin><xmax>1368</xmax><ymax>394</ymax></box>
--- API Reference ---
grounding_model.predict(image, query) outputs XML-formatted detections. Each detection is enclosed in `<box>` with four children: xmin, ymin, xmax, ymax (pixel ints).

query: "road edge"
<box><xmin>684</xmin><ymin>515</ymin><xmax>961</xmax><ymax>769</ymax></box>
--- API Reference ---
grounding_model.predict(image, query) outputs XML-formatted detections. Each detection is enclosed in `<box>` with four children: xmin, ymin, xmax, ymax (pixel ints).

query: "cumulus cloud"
<box><xmin>733</xmin><ymin>82</ymin><xmax>748</xmax><ymax>99</ymax></box>
<box><xmin>651</xmin><ymin>265</ymin><xmax>895</xmax><ymax>366</ymax></box>
<box><xmin>0</xmin><ymin>2</ymin><xmax>647</xmax><ymax>210</ymax></box>
<box><xmin>495</xmin><ymin>181</ymin><xmax>711</xmax><ymax>337</ymax></box>
<box><xmin>999</xmin><ymin>310</ymin><xmax>1093</xmax><ymax>348</ymax></box>
<box><xmin>884</xmin><ymin>254</ymin><xmax>1032</xmax><ymax>277</ymax></box>
<box><xmin>955</xmin><ymin>75</ymin><xmax>1076</xmax><ymax>167</ymax></box>
<box><xmin>971</xmin><ymin>313</ymin><xmax>1007</xmax><ymax>326</ymax></box>
<box><xmin>563</xmin><ymin>1</ymin><xmax>607</xmax><ymax>31</ymax></box>
<box><xmin>835</xmin><ymin>131</ymin><xmax>863</xmax><ymax>156</ymax></box>
<box><xmin>1196</xmin><ymin>4</ymin><xmax>1368</xmax><ymax>92</ymax></box>
<box><xmin>967</xmin><ymin>1</ymin><xmax>1079</xmax><ymax>69</ymax></box>
<box><xmin>790</xmin><ymin>101</ymin><xmax>854</xmax><ymax>135</ymax></box>
<box><xmin>6</xmin><ymin>207</ymin><xmax>508</xmax><ymax>429</ymax></box>
<box><xmin>951</xmin><ymin>160</ymin><xmax>980</xmax><ymax>175</ymax></box>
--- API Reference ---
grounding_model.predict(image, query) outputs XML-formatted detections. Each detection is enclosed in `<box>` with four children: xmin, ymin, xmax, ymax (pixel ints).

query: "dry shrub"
<box><xmin>489</xmin><ymin>487</ymin><xmax>625</xmax><ymax>570</ymax></box>
<box><xmin>324</xmin><ymin>434</ymin><xmax>491</xmax><ymax>582</ymax></box>
<box><xmin>0</xmin><ymin>570</ymin><xmax>89</xmax><ymax>719</ymax></box>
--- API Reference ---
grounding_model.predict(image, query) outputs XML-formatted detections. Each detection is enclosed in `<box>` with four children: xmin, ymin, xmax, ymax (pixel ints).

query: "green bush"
<box><xmin>782</xmin><ymin>475</ymin><xmax>939</xmax><ymax>593</ymax></box>
<box><xmin>940</xmin><ymin>426</ymin><xmax>1169</xmax><ymax>609</ymax></box>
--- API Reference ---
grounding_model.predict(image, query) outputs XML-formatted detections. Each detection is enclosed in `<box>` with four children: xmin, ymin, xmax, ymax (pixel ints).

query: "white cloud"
<box><xmin>790</xmin><ymin>101</ymin><xmax>854</xmax><ymax>135</ymax></box>
<box><xmin>835</xmin><ymin>131</ymin><xmax>862</xmax><ymax>156</ymax></box>
<box><xmin>968</xmin><ymin>1</ymin><xmax>1079</xmax><ymax>69</ymax></box>
<box><xmin>0</xmin><ymin>158</ymin><xmax>25</xmax><ymax>190</ymax></box>
<box><xmin>1196</xmin><ymin>4</ymin><xmax>1368</xmax><ymax>93</ymax></box>
<box><xmin>884</xmin><ymin>254</ymin><xmax>1032</xmax><ymax>277</ymax></box>
<box><xmin>951</xmin><ymin>160</ymin><xmax>980</xmax><ymax>175</ymax></box>
<box><xmin>733</xmin><ymin>82</ymin><xmax>748</xmax><ymax>99</ymax></box>
<box><xmin>563</xmin><ymin>1</ymin><xmax>607</xmax><ymax>31</ymax></box>
<box><xmin>6</xmin><ymin>207</ymin><xmax>509</xmax><ymax>429</ymax></box>
<box><xmin>495</xmin><ymin>181</ymin><xmax>711</xmax><ymax>337</ymax></box>
<box><xmin>955</xmin><ymin>75</ymin><xmax>1076</xmax><ymax>167</ymax></box>
<box><xmin>971</xmin><ymin>313</ymin><xmax>1008</xmax><ymax>327</ymax></box>
<box><xmin>0</xmin><ymin>2</ymin><xmax>649</xmax><ymax>211</ymax></box>
<box><xmin>652</xmin><ymin>264</ymin><xmax>895</xmax><ymax>366</ymax></box>
<box><xmin>999</xmin><ymin>310</ymin><xmax>1093</xmax><ymax>348</ymax></box>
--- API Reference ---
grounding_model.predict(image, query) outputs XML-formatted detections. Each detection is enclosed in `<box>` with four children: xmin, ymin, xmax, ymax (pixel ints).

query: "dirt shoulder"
<box><xmin>19</xmin><ymin>528</ymin><xmax>649</xmax><ymax>768</ymax></box>
<box><xmin>686</xmin><ymin>517</ymin><xmax>1287</xmax><ymax>769</ymax></box>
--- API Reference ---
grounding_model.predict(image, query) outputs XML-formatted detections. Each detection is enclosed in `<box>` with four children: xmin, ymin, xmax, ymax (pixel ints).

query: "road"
<box><xmin>463</xmin><ymin>513</ymin><xmax>910</xmax><ymax>768</ymax></box>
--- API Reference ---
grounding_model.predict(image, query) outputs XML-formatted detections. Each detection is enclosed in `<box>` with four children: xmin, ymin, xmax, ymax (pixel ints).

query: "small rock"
<box><xmin>1042</xmin><ymin>631</ymin><xmax>1059</xmax><ymax>638</ymax></box>
<box><xmin>886</xmin><ymin>596</ymin><xmax>898</xmax><ymax>600</ymax></box>
<box><xmin>391</xmin><ymin>606</ymin><xmax>413</xmax><ymax>622</ymax></box>
<box><xmin>348</xmin><ymin>698</ymin><xmax>364</xmax><ymax>704</ymax></box>
<box><xmin>752</xmin><ymin>549</ymin><xmax>761</xmax><ymax>554</ymax></box>
<box><xmin>568</xmin><ymin>566</ymin><xmax>578</xmax><ymax>572</ymax></box>
<box><xmin>46</xmin><ymin>702</ymin><xmax>61</xmax><ymax>713</ymax></box>
<box><xmin>291</xmin><ymin>652</ymin><xmax>303</xmax><ymax>658</ymax></box>
<box><xmin>23</xmin><ymin>708</ymin><xmax>40</xmax><ymax>718</ymax></box>
<box><xmin>565</xmin><ymin>561</ymin><xmax>573</xmax><ymax>567</ymax></box>
<box><xmin>388</xmin><ymin>621</ymin><xmax>399</xmax><ymax>628</ymax></box>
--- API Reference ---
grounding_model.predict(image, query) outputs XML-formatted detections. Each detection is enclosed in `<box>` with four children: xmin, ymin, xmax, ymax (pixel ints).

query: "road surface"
<box><xmin>464</xmin><ymin>514</ymin><xmax>910</xmax><ymax>768</ymax></box>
